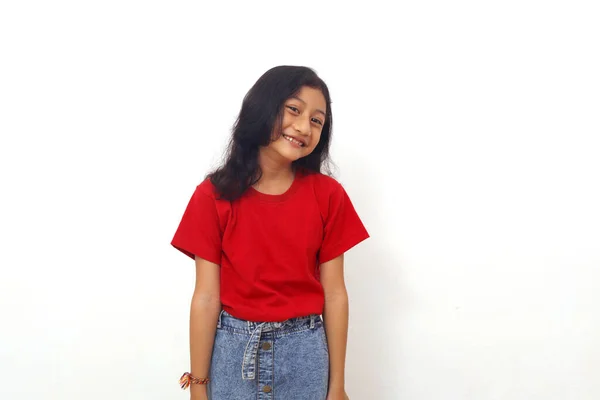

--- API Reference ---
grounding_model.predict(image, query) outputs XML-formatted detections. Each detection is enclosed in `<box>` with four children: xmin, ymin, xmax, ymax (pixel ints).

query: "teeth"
<box><xmin>283</xmin><ymin>135</ymin><xmax>304</xmax><ymax>147</ymax></box>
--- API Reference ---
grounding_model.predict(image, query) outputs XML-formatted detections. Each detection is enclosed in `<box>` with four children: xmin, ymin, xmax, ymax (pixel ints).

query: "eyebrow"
<box><xmin>290</xmin><ymin>96</ymin><xmax>326</xmax><ymax>117</ymax></box>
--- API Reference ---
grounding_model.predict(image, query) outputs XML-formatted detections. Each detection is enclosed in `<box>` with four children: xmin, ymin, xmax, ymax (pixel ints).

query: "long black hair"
<box><xmin>207</xmin><ymin>66</ymin><xmax>333</xmax><ymax>201</ymax></box>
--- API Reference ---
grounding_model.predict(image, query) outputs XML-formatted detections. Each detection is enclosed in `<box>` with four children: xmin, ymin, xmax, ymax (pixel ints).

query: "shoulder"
<box><xmin>186</xmin><ymin>178</ymin><xmax>231</xmax><ymax>225</ymax></box>
<box><xmin>185</xmin><ymin>178</ymin><xmax>226</xmax><ymax>210</ymax></box>
<box><xmin>301</xmin><ymin>170</ymin><xmax>344</xmax><ymax>195</ymax></box>
<box><xmin>194</xmin><ymin>178</ymin><xmax>219</xmax><ymax>199</ymax></box>
<box><xmin>298</xmin><ymin>171</ymin><xmax>350</xmax><ymax>217</ymax></box>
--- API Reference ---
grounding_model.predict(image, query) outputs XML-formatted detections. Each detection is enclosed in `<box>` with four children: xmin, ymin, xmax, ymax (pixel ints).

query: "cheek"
<box><xmin>271</xmin><ymin>113</ymin><xmax>288</xmax><ymax>138</ymax></box>
<box><xmin>270</xmin><ymin>122</ymin><xmax>284</xmax><ymax>140</ymax></box>
<box><xmin>310</xmin><ymin>130</ymin><xmax>323</xmax><ymax>147</ymax></box>
<box><xmin>280</xmin><ymin>112</ymin><xmax>293</xmax><ymax>129</ymax></box>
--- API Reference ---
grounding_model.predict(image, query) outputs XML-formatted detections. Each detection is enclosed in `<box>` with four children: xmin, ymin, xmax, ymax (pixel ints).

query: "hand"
<box><xmin>326</xmin><ymin>387</ymin><xmax>349</xmax><ymax>400</ymax></box>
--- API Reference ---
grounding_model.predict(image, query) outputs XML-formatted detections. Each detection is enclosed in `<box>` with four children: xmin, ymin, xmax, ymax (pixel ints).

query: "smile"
<box><xmin>282</xmin><ymin>134</ymin><xmax>306</xmax><ymax>147</ymax></box>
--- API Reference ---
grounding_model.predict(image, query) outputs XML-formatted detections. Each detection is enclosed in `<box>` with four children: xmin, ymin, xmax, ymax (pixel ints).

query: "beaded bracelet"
<box><xmin>179</xmin><ymin>372</ymin><xmax>210</xmax><ymax>389</ymax></box>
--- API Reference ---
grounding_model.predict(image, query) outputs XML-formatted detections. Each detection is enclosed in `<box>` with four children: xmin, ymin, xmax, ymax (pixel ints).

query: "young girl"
<box><xmin>171</xmin><ymin>66</ymin><xmax>369</xmax><ymax>400</ymax></box>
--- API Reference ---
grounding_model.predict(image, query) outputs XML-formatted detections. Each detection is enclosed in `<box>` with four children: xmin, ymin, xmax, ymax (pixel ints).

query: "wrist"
<box><xmin>190</xmin><ymin>384</ymin><xmax>207</xmax><ymax>393</ymax></box>
<box><xmin>328</xmin><ymin>379</ymin><xmax>345</xmax><ymax>390</ymax></box>
<box><xmin>190</xmin><ymin>383</ymin><xmax>208</xmax><ymax>400</ymax></box>
<box><xmin>179</xmin><ymin>372</ymin><xmax>210</xmax><ymax>389</ymax></box>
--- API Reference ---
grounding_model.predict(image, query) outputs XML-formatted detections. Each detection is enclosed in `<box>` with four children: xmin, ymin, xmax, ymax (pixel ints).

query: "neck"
<box><xmin>257</xmin><ymin>148</ymin><xmax>294</xmax><ymax>182</ymax></box>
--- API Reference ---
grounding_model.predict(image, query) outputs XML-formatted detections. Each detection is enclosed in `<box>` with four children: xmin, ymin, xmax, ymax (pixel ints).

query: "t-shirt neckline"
<box><xmin>247</xmin><ymin>169</ymin><xmax>301</xmax><ymax>203</ymax></box>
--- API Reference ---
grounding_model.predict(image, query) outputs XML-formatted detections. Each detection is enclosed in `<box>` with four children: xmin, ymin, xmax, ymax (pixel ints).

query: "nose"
<box><xmin>292</xmin><ymin>115</ymin><xmax>311</xmax><ymax>136</ymax></box>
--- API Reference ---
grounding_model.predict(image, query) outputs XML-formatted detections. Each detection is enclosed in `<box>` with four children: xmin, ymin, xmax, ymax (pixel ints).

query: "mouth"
<box><xmin>282</xmin><ymin>134</ymin><xmax>307</xmax><ymax>148</ymax></box>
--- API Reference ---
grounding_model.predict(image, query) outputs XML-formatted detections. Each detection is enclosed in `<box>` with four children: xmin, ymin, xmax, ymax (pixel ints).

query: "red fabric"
<box><xmin>171</xmin><ymin>170</ymin><xmax>369</xmax><ymax>322</ymax></box>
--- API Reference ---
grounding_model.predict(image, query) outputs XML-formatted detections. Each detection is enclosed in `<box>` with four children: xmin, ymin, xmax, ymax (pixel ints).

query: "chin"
<box><xmin>279</xmin><ymin>151</ymin><xmax>305</xmax><ymax>163</ymax></box>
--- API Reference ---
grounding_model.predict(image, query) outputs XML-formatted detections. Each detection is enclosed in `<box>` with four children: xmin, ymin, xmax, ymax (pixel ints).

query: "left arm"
<box><xmin>321</xmin><ymin>254</ymin><xmax>350</xmax><ymax>400</ymax></box>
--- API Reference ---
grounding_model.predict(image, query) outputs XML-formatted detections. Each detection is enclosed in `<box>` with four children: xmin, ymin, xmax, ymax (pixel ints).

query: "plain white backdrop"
<box><xmin>1</xmin><ymin>1</ymin><xmax>599</xmax><ymax>399</ymax></box>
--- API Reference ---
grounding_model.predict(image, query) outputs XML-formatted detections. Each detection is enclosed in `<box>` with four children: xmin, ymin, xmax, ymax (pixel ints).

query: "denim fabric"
<box><xmin>207</xmin><ymin>310</ymin><xmax>329</xmax><ymax>399</ymax></box>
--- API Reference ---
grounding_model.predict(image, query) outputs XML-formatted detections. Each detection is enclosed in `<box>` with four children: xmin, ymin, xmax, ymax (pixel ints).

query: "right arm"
<box><xmin>188</xmin><ymin>255</ymin><xmax>221</xmax><ymax>400</ymax></box>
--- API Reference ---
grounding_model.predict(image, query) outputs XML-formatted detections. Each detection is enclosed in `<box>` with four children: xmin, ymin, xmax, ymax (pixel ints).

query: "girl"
<box><xmin>171</xmin><ymin>66</ymin><xmax>369</xmax><ymax>400</ymax></box>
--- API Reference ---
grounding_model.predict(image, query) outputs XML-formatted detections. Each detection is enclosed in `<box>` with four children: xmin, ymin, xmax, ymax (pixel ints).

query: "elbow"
<box><xmin>191</xmin><ymin>291</ymin><xmax>221</xmax><ymax>310</ymax></box>
<box><xmin>324</xmin><ymin>288</ymin><xmax>348</xmax><ymax>303</ymax></box>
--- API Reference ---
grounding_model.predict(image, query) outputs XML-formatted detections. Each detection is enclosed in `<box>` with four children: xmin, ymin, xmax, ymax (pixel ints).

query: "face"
<box><xmin>264</xmin><ymin>86</ymin><xmax>327</xmax><ymax>164</ymax></box>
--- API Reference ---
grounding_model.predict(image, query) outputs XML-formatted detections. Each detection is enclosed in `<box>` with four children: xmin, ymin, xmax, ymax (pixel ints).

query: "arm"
<box><xmin>321</xmin><ymin>254</ymin><xmax>350</xmax><ymax>399</ymax></box>
<box><xmin>188</xmin><ymin>256</ymin><xmax>221</xmax><ymax>399</ymax></box>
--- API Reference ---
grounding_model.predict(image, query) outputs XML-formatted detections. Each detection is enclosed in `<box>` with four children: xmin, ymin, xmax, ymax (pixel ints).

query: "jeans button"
<box><xmin>262</xmin><ymin>385</ymin><xmax>272</xmax><ymax>393</ymax></box>
<box><xmin>261</xmin><ymin>342</ymin><xmax>272</xmax><ymax>350</ymax></box>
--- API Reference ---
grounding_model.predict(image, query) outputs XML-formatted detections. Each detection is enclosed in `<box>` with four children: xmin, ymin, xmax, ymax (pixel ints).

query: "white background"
<box><xmin>1</xmin><ymin>1</ymin><xmax>599</xmax><ymax>399</ymax></box>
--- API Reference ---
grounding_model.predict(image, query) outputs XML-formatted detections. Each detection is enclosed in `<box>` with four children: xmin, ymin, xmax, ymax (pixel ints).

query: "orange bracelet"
<box><xmin>179</xmin><ymin>372</ymin><xmax>210</xmax><ymax>389</ymax></box>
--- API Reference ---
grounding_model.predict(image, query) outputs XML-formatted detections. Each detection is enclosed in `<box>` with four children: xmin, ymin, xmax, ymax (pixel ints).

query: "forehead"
<box><xmin>291</xmin><ymin>86</ymin><xmax>327</xmax><ymax>112</ymax></box>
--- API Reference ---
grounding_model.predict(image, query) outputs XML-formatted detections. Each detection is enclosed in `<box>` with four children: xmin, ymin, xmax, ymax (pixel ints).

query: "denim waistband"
<box><xmin>217</xmin><ymin>310</ymin><xmax>322</xmax><ymax>380</ymax></box>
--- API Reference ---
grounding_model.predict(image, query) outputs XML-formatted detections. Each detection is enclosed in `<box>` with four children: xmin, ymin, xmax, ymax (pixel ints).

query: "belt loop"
<box><xmin>310</xmin><ymin>315</ymin><xmax>315</xmax><ymax>329</ymax></box>
<box><xmin>217</xmin><ymin>309</ymin><xmax>223</xmax><ymax>329</ymax></box>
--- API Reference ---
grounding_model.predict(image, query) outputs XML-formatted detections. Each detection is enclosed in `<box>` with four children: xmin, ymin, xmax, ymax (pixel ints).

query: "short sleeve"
<box><xmin>318</xmin><ymin>183</ymin><xmax>370</xmax><ymax>264</ymax></box>
<box><xmin>170</xmin><ymin>183</ymin><xmax>222</xmax><ymax>265</ymax></box>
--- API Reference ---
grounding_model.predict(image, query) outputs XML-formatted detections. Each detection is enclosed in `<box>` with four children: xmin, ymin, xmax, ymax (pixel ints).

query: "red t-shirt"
<box><xmin>171</xmin><ymin>169</ymin><xmax>369</xmax><ymax>322</ymax></box>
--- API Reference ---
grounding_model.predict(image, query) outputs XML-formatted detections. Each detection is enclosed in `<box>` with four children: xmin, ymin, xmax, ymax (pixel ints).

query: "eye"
<box><xmin>311</xmin><ymin>118</ymin><xmax>323</xmax><ymax>126</ymax></box>
<box><xmin>286</xmin><ymin>105</ymin><xmax>300</xmax><ymax>113</ymax></box>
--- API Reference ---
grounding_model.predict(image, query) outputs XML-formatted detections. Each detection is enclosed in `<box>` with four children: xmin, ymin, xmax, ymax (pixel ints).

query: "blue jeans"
<box><xmin>207</xmin><ymin>310</ymin><xmax>330</xmax><ymax>399</ymax></box>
